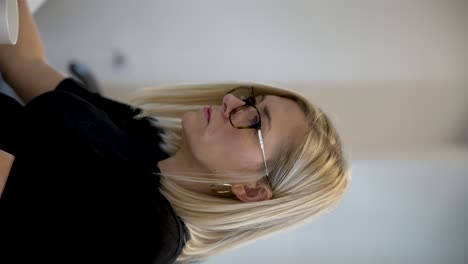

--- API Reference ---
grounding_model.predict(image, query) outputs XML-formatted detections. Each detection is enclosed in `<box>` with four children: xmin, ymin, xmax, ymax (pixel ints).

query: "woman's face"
<box><xmin>181</xmin><ymin>91</ymin><xmax>308</xmax><ymax>179</ymax></box>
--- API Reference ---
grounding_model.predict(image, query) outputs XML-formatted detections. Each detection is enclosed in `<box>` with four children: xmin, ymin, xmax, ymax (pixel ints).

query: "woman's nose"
<box><xmin>222</xmin><ymin>93</ymin><xmax>245</xmax><ymax>118</ymax></box>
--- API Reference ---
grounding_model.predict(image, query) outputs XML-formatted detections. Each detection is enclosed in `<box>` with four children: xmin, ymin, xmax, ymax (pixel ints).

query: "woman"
<box><xmin>0</xmin><ymin>1</ymin><xmax>351</xmax><ymax>263</ymax></box>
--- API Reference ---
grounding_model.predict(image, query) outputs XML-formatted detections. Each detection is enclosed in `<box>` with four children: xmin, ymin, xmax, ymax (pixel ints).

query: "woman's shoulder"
<box><xmin>20</xmin><ymin>78</ymin><xmax>170</xmax><ymax>162</ymax></box>
<box><xmin>25</xmin><ymin>78</ymin><xmax>143</xmax><ymax>123</ymax></box>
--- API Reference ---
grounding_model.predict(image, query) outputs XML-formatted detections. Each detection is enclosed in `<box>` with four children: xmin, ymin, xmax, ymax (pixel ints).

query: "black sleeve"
<box><xmin>22</xmin><ymin>78</ymin><xmax>168</xmax><ymax>163</ymax></box>
<box><xmin>52</xmin><ymin>78</ymin><xmax>168</xmax><ymax>162</ymax></box>
<box><xmin>1</xmin><ymin>78</ymin><xmax>144</xmax><ymax>157</ymax></box>
<box><xmin>54</xmin><ymin>78</ymin><xmax>144</xmax><ymax>127</ymax></box>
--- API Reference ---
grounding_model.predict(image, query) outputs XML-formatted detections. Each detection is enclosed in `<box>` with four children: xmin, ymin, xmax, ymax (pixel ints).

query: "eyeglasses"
<box><xmin>225</xmin><ymin>86</ymin><xmax>271</xmax><ymax>188</ymax></box>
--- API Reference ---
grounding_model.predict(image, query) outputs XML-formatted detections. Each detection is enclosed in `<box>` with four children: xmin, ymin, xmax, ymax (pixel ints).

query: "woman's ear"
<box><xmin>231</xmin><ymin>182</ymin><xmax>273</xmax><ymax>202</ymax></box>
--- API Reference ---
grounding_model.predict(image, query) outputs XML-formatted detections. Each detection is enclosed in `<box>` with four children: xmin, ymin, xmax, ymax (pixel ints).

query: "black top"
<box><xmin>0</xmin><ymin>78</ymin><xmax>187</xmax><ymax>264</ymax></box>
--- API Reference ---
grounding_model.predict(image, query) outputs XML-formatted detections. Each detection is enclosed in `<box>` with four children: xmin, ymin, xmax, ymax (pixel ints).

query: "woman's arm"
<box><xmin>0</xmin><ymin>0</ymin><xmax>64</xmax><ymax>104</ymax></box>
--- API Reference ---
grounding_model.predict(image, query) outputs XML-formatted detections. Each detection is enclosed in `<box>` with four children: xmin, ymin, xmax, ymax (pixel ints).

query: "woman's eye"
<box><xmin>250</xmin><ymin>115</ymin><xmax>259</xmax><ymax>125</ymax></box>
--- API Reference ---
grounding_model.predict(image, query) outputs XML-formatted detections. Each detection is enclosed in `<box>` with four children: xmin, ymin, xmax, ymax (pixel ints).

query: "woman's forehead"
<box><xmin>260</xmin><ymin>95</ymin><xmax>307</xmax><ymax>149</ymax></box>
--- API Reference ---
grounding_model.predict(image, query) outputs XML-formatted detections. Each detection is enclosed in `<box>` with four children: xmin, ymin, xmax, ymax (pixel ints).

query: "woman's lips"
<box><xmin>203</xmin><ymin>106</ymin><xmax>212</xmax><ymax>123</ymax></box>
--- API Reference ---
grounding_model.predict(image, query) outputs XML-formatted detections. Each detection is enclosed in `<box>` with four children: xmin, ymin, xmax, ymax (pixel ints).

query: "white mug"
<box><xmin>0</xmin><ymin>0</ymin><xmax>18</xmax><ymax>45</ymax></box>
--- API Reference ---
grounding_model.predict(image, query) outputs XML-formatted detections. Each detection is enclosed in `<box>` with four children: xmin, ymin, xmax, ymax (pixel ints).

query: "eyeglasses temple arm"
<box><xmin>257</xmin><ymin>130</ymin><xmax>269</xmax><ymax>179</ymax></box>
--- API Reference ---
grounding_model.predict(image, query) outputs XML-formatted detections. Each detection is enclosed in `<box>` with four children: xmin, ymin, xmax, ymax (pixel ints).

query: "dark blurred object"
<box><xmin>68</xmin><ymin>61</ymin><xmax>101</xmax><ymax>94</ymax></box>
<box><xmin>112</xmin><ymin>48</ymin><xmax>127</xmax><ymax>69</ymax></box>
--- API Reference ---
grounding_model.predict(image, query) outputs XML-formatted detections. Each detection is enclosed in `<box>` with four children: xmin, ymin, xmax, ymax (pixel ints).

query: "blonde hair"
<box><xmin>128</xmin><ymin>82</ymin><xmax>351</xmax><ymax>263</ymax></box>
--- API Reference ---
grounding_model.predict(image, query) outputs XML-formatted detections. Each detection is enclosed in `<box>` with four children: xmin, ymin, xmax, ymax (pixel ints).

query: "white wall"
<box><xmin>34</xmin><ymin>0</ymin><xmax>468</xmax><ymax>159</ymax></box>
<box><xmin>37</xmin><ymin>0</ymin><xmax>468</xmax><ymax>83</ymax></box>
<box><xmin>27</xmin><ymin>0</ymin><xmax>48</xmax><ymax>13</ymax></box>
<box><xmin>32</xmin><ymin>1</ymin><xmax>468</xmax><ymax>263</ymax></box>
<box><xmin>205</xmin><ymin>158</ymin><xmax>468</xmax><ymax>264</ymax></box>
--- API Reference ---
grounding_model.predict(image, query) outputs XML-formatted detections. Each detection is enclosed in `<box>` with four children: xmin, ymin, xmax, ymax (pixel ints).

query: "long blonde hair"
<box><xmin>128</xmin><ymin>82</ymin><xmax>351</xmax><ymax>263</ymax></box>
